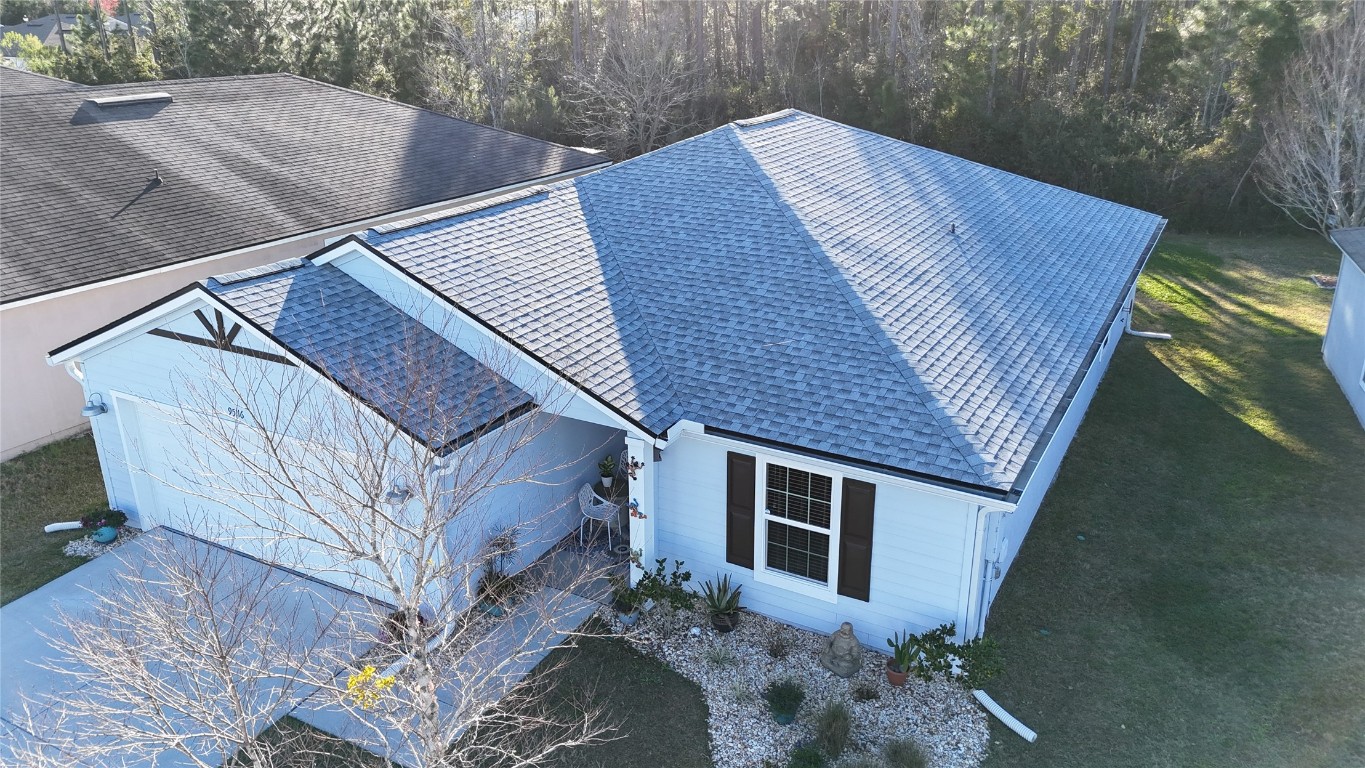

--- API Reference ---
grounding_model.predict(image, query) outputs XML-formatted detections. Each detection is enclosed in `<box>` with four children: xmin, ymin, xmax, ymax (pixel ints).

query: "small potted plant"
<box><xmin>763</xmin><ymin>678</ymin><xmax>805</xmax><ymax>725</ymax></box>
<box><xmin>475</xmin><ymin>528</ymin><xmax>520</xmax><ymax>617</ymax></box>
<box><xmin>80</xmin><ymin>509</ymin><xmax>128</xmax><ymax>544</ymax></box>
<box><xmin>598</xmin><ymin>454</ymin><xmax>617</xmax><ymax>489</ymax></box>
<box><xmin>608</xmin><ymin>574</ymin><xmax>644</xmax><ymax>627</ymax></box>
<box><xmin>701</xmin><ymin>574</ymin><xmax>743</xmax><ymax>633</ymax></box>
<box><xmin>886</xmin><ymin>630</ymin><xmax>913</xmax><ymax>687</ymax></box>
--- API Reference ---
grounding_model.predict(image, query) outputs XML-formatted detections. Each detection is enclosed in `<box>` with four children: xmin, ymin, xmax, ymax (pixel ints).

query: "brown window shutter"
<box><xmin>725</xmin><ymin>452</ymin><xmax>756</xmax><ymax>568</ymax></box>
<box><xmin>837</xmin><ymin>478</ymin><xmax>875</xmax><ymax>601</ymax></box>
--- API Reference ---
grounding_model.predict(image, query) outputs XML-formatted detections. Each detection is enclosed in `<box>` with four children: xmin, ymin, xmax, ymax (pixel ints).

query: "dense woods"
<box><xmin>5</xmin><ymin>1</ymin><xmax>1363</xmax><ymax>233</ymax></box>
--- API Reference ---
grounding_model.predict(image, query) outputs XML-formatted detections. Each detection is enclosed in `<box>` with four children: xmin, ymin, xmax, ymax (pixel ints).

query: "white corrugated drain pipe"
<box><xmin>973</xmin><ymin>689</ymin><xmax>1038</xmax><ymax>743</ymax></box>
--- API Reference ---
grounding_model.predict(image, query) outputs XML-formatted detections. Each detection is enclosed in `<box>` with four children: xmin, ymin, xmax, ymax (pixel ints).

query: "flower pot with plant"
<box><xmin>475</xmin><ymin>528</ymin><xmax>520</xmax><ymax>616</ymax></box>
<box><xmin>763</xmin><ymin>678</ymin><xmax>805</xmax><ymax>725</ymax></box>
<box><xmin>608</xmin><ymin>574</ymin><xmax>644</xmax><ymax>627</ymax></box>
<box><xmin>886</xmin><ymin>630</ymin><xmax>913</xmax><ymax>687</ymax></box>
<box><xmin>701</xmin><ymin>574</ymin><xmax>743</xmax><ymax>633</ymax></box>
<box><xmin>81</xmin><ymin>509</ymin><xmax>128</xmax><ymax>544</ymax></box>
<box><xmin>598</xmin><ymin>454</ymin><xmax>617</xmax><ymax>489</ymax></box>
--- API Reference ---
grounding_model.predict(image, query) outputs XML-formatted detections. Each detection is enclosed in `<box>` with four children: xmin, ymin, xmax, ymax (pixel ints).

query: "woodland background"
<box><xmin>3</xmin><ymin>1</ymin><xmax>1360</xmax><ymax>233</ymax></box>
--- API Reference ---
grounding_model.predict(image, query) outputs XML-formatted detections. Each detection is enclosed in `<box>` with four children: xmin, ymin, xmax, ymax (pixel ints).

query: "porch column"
<box><xmin>624</xmin><ymin>434</ymin><xmax>655</xmax><ymax>583</ymax></box>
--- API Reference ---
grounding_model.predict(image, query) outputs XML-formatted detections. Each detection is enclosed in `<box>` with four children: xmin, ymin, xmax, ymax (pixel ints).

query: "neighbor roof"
<box><xmin>0</xmin><ymin>71</ymin><xmax>607</xmax><ymax>304</ymax></box>
<box><xmin>364</xmin><ymin>110</ymin><xmax>1165</xmax><ymax>493</ymax></box>
<box><xmin>204</xmin><ymin>260</ymin><xmax>533</xmax><ymax>451</ymax></box>
<box><xmin>0</xmin><ymin>66</ymin><xmax>83</xmax><ymax>94</ymax></box>
<box><xmin>1331</xmin><ymin>227</ymin><xmax>1365</xmax><ymax>274</ymax></box>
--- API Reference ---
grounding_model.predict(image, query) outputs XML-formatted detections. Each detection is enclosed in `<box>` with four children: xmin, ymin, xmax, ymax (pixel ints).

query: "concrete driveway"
<box><xmin>0</xmin><ymin>527</ymin><xmax>388</xmax><ymax>767</ymax></box>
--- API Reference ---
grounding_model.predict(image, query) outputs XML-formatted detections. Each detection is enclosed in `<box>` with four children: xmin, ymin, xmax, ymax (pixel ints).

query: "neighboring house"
<box><xmin>0</xmin><ymin>68</ymin><xmax>608</xmax><ymax>460</ymax></box>
<box><xmin>0</xmin><ymin>12</ymin><xmax>147</xmax><ymax>53</ymax></box>
<box><xmin>1325</xmin><ymin>228</ymin><xmax>1365</xmax><ymax>429</ymax></box>
<box><xmin>49</xmin><ymin>110</ymin><xmax>1165</xmax><ymax>644</ymax></box>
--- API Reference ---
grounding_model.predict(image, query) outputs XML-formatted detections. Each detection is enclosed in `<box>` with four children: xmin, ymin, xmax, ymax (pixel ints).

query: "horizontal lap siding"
<box><xmin>1324</xmin><ymin>255</ymin><xmax>1365</xmax><ymax>427</ymax></box>
<box><xmin>655</xmin><ymin>432</ymin><xmax>974</xmax><ymax>647</ymax></box>
<box><xmin>997</xmin><ymin>309</ymin><xmax>1128</xmax><ymax>602</ymax></box>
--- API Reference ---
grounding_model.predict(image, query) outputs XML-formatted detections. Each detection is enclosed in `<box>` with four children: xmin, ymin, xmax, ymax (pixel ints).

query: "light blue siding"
<box><xmin>653</xmin><ymin>431</ymin><xmax>977</xmax><ymax>647</ymax></box>
<box><xmin>1324</xmin><ymin>254</ymin><xmax>1365</xmax><ymax>428</ymax></box>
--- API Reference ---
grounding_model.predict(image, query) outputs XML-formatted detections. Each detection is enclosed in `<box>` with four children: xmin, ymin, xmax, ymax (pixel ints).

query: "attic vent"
<box><xmin>84</xmin><ymin>92</ymin><xmax>172</xmax><ymax>108</ymax></box>
<box><xmin>369</xmin><ymin>185</ymin><xmax>551</xmax><ymax>236</ymax></box>
<box><xmin>210</xmin><ymin>258</ymin><xmax>308</xmax><ymax>287</ymax></box>
<box><xmin>733</xmin><ymin>109</ymin><xmax>797</xmax><ymax>127</ymax></box>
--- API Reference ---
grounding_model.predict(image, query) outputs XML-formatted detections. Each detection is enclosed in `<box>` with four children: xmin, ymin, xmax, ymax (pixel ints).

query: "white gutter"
<box><xmin>1</xmin><ymin>164</ymin><xmax>609</xmax><ymax>311</ymax></box>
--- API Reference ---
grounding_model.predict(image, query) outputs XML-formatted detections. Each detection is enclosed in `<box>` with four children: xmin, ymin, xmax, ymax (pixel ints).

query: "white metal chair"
<box><xmin>578</xmin><ymin>483</ymin><xmax>621</xmax><ymax>548</ymax></box>
<box><xmin>616</xmin><ymin>448</ymin><xmax>631</xmax><ymax>482</ymax></box>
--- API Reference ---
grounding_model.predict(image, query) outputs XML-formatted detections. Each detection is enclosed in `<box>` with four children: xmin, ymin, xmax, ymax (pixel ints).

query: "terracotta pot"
<box><xmin>886</xmin><ymin>660</ymin><xmax>908</xmax><ymax>687</ymax></box>
<box><xmin>710</xmin><ymin>612</ymin><xmax>740</xmax><ymax>633</ymax></box>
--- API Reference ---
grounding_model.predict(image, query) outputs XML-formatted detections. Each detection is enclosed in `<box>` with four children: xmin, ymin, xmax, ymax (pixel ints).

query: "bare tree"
<box><xmin>568</xmin><ymin>9</ymin><xmax>702</xmax><ymax>158</ymax></box>
<box><xmin>1258</xmin><ymin>12</ymin><xmax>1365</xmax><ymax>235</ymax></box>
<box><xmin>429</xmin><ymin>0</ymin><xmax>535</xmax><ymax>128</ymax></box>
<box><xmin>6</xmin><ymin>530</ymin><xmax>360</xmax><ymax>768</ymax></box>
<box><xmin>18</xmin><ymin>300</ymin><xmax>619</xmax><ymax>768</ymax></box>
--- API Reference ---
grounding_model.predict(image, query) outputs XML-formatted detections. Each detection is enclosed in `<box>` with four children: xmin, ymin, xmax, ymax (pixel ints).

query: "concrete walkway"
<box><xmin>291</xmin><ymin>583</ymin><xmax>599</xmax><ymax>768</ymax></box>
<box><xmin>0</xmin><ymin>528</ymin><xmax>385</xmax><ymax>767</ymax></box>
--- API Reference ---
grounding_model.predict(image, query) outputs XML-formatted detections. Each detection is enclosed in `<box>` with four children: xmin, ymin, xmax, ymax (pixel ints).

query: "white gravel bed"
<box><xmin>63</xmin><ymin>526</ymin><xmax>143</xmax><ymax>559</ymax></box>
<box><xmin>605</xmin><ymin>605</ymin><xmax>988</xmax><ymax>768</ymax></box>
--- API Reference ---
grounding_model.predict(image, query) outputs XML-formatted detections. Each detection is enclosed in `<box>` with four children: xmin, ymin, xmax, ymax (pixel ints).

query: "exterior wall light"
<box><xmin>81</xmin><ymin>394</ymin><xmax>108</xmax><ymax>418</ymax></box>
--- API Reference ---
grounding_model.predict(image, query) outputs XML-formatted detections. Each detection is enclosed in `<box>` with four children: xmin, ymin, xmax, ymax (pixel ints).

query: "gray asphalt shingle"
<box><xmin>364</xmin><ymin>110</ymin><xmax>1164</xmax><ymax>492</ymax></box>
<box><xmin>0</xmin><ymin>70</ymin><xmax>605</xmax><ymax>304</ymax></box>
<box><xmin>205</xmin><ymin>261</ymin><xmax>532</xmax><ymax>450</ymax></box>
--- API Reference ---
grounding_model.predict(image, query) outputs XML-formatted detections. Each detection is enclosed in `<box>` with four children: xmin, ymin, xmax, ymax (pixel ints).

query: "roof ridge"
<box><xmin>368</xmin><ymin>186</ymin><xmax>551</xmax><ymax>237</ymax></box>
<box><xmin>571</xmin><ymin>184</ymin><xmax>689</xmax><ymax>427</ymax></box>
<box><xmin>721</xmin><ymin>123</ymin><xmax>992</xmax><ymax>484</ymax></box>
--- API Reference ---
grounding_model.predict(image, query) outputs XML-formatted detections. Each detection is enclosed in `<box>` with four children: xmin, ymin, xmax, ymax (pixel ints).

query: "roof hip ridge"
<box><xmin>571</xmin><ymin>183</ymin><xmax>689</xmax><ymax>428</ymax></box>
<box><xmin>720</xmin><ymin>125</ymin><xmax>992</xmax><ymax>484</ymax></box>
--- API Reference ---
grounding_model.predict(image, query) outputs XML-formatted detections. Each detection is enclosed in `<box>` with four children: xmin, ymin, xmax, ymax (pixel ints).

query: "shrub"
<box><xmin>80</xmin><ymin>508</ymin><xmax>127</xmax><ymax>529</ymax></box>
<box><xmin>700</xmin><ymin>573</ymin><xmax>742</xmax><ymax>616</ymax></box>
<box><xmin>883</xmin><ymin>738</ymin><xmax>929</xmax><ymax>768</ymax></box>
<box><xmin>957</xmin><ymin>635</ymin><xmax>1005</xmax><ymax>687</ymax></box>
<box><xmin>705</xmin><ymin>644</ymin><xmax>738</xmax><ymax>668</ymax></box>
<box><xmin>632</xmin><ymin>556</ymin><xmax>694</xmax><ymax>611</ymax></box>
<box><xmin>813</xmin><ymin>700</ymin><xmax>852</xmax><ymax>758</ymax></box>
<box><xmin>787</xmin><ymin>744</ymin><xmax>827</xmax><ymax>768</ymax></box>
<box><xmin>836</xmin><ymin>758</ymin><xmax>881</xmax><ymax>768</ymax></box>
<box><xmin>765</xmin><ymin>627</ymin><xmax>793</xmax><ymax>659</ymax></box>
<box><xmin>906</xmin><ymin>623</ymin><xmax>957</xmax><ymax>682</ymax></box>
<box><xmin>851</xmin><ymin>680</ymin><xmax>880</xmax><ymax>701</ymax></box>
<box><xmin>764</xmin><ymin>677</ymin><xmax>806</xmax><ymax>717</ymax></box>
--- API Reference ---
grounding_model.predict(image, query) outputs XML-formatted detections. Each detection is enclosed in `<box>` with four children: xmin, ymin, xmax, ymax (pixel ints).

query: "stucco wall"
<box><xmin>1324</xmin><ymin>254</ymin><xmax>1365</xmax><ymax>429</ymax></box>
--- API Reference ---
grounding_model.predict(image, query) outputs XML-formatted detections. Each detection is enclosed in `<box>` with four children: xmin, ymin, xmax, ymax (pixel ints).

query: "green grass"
<box><xmin>981</xmin><ymin>234</ymin><xmax>1365</xmax><ymax>768</ymax></box>
<box><xmin>0</xmin><ymin>432</ymin><xmax>109</xmax><ymax>605</ymax></box>
<box><xmin>528</xmin><ymin>625</ymin><xmax>713</xmax><ymax>768</ymax></box>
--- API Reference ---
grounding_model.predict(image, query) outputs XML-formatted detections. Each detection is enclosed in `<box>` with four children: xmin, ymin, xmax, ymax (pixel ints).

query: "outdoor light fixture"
<box><xmin>81</xmin><ymin>394</ymin><xmax>108</xmax><ymax>418</ymax></box>
<box><xmin>384</xmin><ymin>479</ymin><xmax>412</xmax><ymax>505</ymax></box>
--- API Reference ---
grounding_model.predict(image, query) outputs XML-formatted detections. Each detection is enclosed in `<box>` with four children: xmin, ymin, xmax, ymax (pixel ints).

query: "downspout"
<box><xmin>1123</xmin><ymin>280</ymin><xmax>1171</xmax><ymax>340</ymax></box>
<box><xmin>963</xmin><ymin>505</ymin><xmax>991</xmax><ymax>639</ymax></box>
<box><xmin>64</xmin><ymin>360</ymin><xmax>118</xmax><ymax>512</ymax></box>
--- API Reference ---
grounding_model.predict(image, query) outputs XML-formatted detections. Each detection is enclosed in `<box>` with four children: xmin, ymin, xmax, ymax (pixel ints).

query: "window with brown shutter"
<box><xmin>725</xmin><ymin>452</ymin><xmax>756</xmax><ymax>568</ymax></box>
<box><xmin>837</xmin><ymin>478</ymin><xmax>875</xmax><ymax>601</ymax></box>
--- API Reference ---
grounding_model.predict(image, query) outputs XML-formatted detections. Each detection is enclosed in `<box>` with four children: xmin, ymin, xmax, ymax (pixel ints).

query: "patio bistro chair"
<box><xmin>616</xmin><ymin>447</ymin><xmax>631</xmax><ymax>483</ymax></box>
<box><xmin>578</xmin><ymin>483</ymin><xmax>621</xmax><ymax>549</ymax></box>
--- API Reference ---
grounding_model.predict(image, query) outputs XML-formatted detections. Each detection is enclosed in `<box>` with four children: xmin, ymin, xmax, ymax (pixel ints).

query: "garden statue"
<box><xmin>820</xmin><ymin>621</ymin><xmax>862</xmax><ymax>678</ymax></box>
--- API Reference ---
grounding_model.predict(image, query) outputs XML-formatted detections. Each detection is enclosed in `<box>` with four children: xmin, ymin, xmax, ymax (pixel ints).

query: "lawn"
<box><xmin>980</xmin><ymin>234</ymin><xmax>1365</xmax><ymax>768</ymax></box>
<box><xmin>0</xmin><ymin>432</ymin><xmax>108</xmax><ymax>605</ymax></box>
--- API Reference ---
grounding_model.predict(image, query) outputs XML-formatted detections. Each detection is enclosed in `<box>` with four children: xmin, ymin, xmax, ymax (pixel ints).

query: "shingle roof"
<box><xmin>363</xmin><ymin>111</ymin><xmax>1164</xmax><ymax>492</ymax></box>
<box><xmin>0</xmin><ymin>66</ymin><xmax>83</xmax><ymax>94</ymax></box>
<box><xmin>0</xmin><ymin>72</ymin><xmax>606</xmax><ymax>304</ymax></box>
<box><xmin>1332</xmin><ymin>227</ymin><xmax>1365</xmax><ymax>273</ymax></box>
<box><xmin>205</xmin><ymin>260</ymin><xmax>533</xmax><ymax>450</ymax></box>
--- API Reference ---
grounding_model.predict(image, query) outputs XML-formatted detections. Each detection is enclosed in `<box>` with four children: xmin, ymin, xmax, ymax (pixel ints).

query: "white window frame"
<box><xmin>753</xmin><ymin>454</ymin><xmax>842</xmax><ymax>603</ymax></box>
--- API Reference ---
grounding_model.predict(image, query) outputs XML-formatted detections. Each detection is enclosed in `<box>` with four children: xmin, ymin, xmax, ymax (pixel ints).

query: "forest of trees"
<box><xmin>4</xmin><ymin>0</ymin><xmax>1362</xmax><ymax>233</ymax></box>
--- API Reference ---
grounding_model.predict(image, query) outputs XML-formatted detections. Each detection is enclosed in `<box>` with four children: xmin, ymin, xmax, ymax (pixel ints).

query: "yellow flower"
<box><xmin>347</xmin><ymin>665</ymin><xmax>397</xmax><ymax>710</ymax></box>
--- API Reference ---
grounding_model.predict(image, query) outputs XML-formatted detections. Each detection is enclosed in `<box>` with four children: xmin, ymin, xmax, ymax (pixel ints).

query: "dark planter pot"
<box><xmin>770</xmin><ymin>708</ymin><xmax>796</xmax><ymax>725</ymax></box>
<box><xmin>886</xmin><ymin>660</ymin><xmax>908</xmax><ymax>687</ymax></box>
<box><xmin>478</xmin><ymin>600</ymin><xmax>506</xmax><ymax>617</ymax></box>
<box><xmin>613</xmin><ymin>599</ymin><xmax>640</xmax><ymax>626</ymax></box>
<box><xmin>91</xmin><ymin>526</ymin><xmax>118</xmax><ymax>544</ymax></box>
<box><xmin>710</xmin><ymin>611</ymin><xmax>740</xmax><ymax>633</ymax></box>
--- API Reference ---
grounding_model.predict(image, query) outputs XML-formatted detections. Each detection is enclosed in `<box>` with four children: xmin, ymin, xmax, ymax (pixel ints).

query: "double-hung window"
<box><xmin>756</xmin><ymin>460</ymin><xmax>841</xmax><ymax>600</ymax></box>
